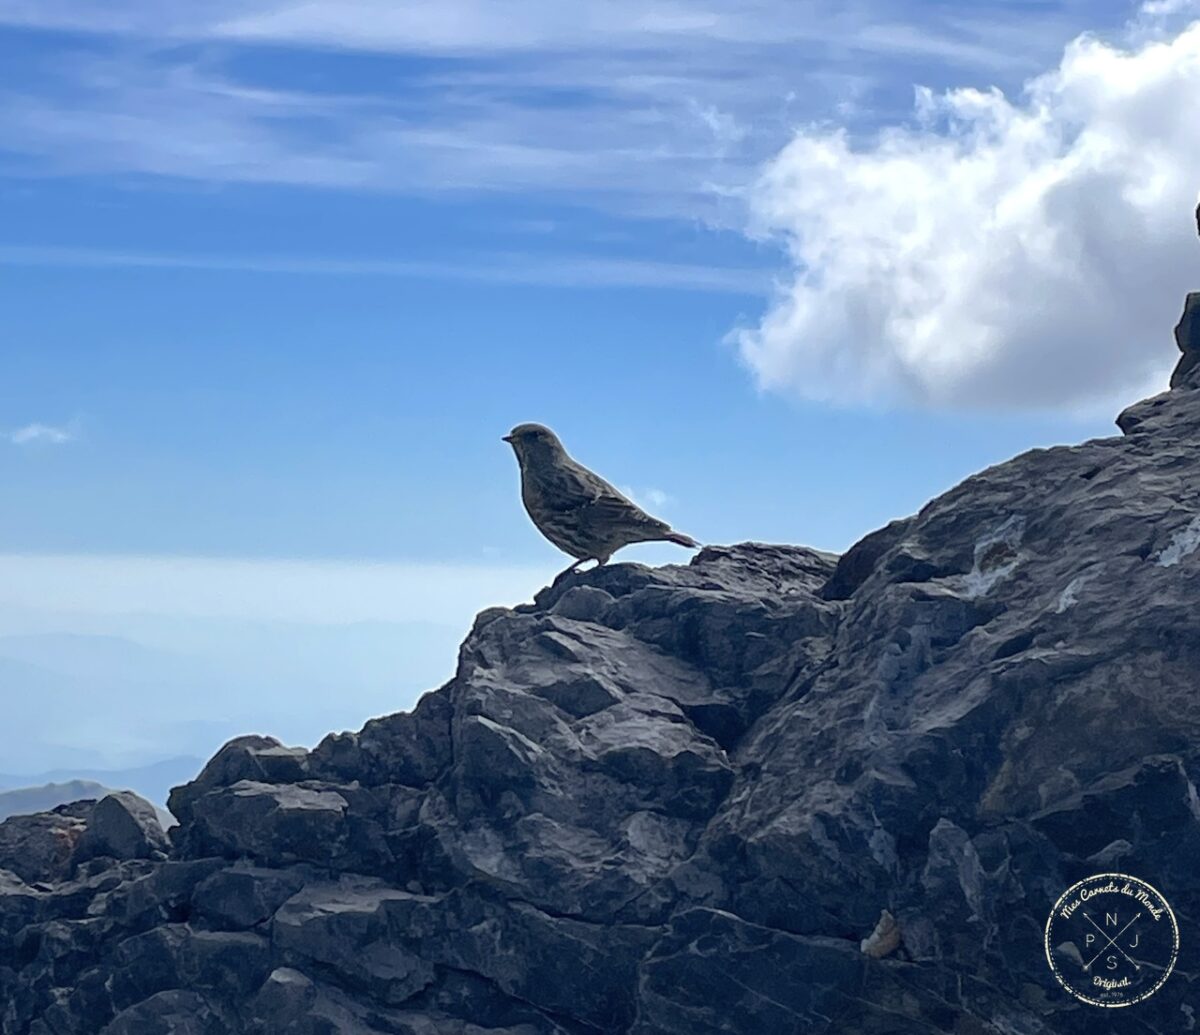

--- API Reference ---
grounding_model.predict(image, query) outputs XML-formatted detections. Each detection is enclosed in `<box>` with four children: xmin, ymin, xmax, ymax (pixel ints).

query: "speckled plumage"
<box><xmin>504</xmin><ymin>423</ymin><xmax>700</xmax><ymax>572</ymax></box>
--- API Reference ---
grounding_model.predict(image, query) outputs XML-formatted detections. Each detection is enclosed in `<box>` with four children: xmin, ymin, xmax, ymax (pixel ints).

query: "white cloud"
<box><xmin>734</xmin><ymin>18</ymin><xmax>1200</xmax><ymax>413</ymax></box>
<box><xmin>8</xmin><ymin>422</ymin><xmax>75</xmax><ymax>445</ymax></box>
<box><xmin>619</xmin><ymin>486</ymin><xmax>675</xmax><ymax>513</ymax></box>
<box><xmin>1139</xmin><ymin>0</ymin><xmax>1200</xmax><ymax>18</ymax></box>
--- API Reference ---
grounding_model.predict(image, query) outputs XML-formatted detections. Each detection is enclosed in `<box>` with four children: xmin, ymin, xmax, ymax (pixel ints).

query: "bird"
<box><xmin>503</xmin><ymin>423</ymin><xmax>700</xmax><ymax>575</ymax></box>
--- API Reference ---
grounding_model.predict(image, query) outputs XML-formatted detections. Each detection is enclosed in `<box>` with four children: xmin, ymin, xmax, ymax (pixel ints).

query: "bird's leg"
<box><xmin>556</xmin><ymin>559</ymin><xmax>585</xmax><ymax>580</ymax></box>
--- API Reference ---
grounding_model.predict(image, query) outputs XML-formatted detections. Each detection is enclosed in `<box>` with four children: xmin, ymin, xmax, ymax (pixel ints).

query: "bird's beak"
<box><xmin>502</xmin><ymin>434</ymin><xmax>514</xmax><ymax>444</ymax></box>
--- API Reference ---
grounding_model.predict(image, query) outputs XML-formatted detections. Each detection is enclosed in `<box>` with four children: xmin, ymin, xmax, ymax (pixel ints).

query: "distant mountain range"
<box><xmin>0</xmin><ymin>620</ymin><xmax>461</xmax><ymax>775</ymax></box>
<box><xmin>0</xmin><ymin>779</ymin><xmax>177</xmax><ymax>828</ymax></box>
<box><xmin>0</xmin><ymin>756</ymin><xmax>204</xmax><ymax>816</ymax></box>
<box><xmin>0</xmin><ymin>780</ymin><xmax>112</xmax><ymax>822</ymax></box>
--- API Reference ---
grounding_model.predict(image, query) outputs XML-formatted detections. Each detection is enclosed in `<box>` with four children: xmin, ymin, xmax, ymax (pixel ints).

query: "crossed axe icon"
<box><xmin>1081</xmin><ymin>912</ymin><xmax>1142</xmax><ymax>972</ymax></box>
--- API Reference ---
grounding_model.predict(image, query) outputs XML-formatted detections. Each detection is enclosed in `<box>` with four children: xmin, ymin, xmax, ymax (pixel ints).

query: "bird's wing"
<box><xmin>561</xmin><ymin>461</ymin><xmax>670</xmax><ymax>533</ymax></box>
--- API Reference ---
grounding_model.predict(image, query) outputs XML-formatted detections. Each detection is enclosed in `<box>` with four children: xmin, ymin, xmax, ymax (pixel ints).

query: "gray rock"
<box><xmin>190</xmin><ymin>864</ymin><xmax>305</xmax><ymax>930</ymax></box>
<box><xmin>108</xmin><ymin>924</ymin><xmax>271</xmax><ymax>1010</ymax></box>
<box><xmin>822</xmin><ymin>518</ymin><xmax>912</xmax><ymax>601</ymax></box>
<box><xmin>77</xmin><ymin>792</ymin><xmax>169</xmax><ymax>862</ymax></box>
<box><xmin>0</xmin><ymin>801</ymin><xmax>91</xmax><ymax>883</ymax></box>
<box><xmin>309</xmin><ymin>690</ymin><xmax>453</xmax><ymax>788</ymax></box>
<box><xmin>185</xmin><ymin>781</ymin><xmax>351</xmax><ymax>866</ymax></box>
<box><xmin>101</xmin><ymin>990</ymin><xmax>224</xmax><ymax>1035</ymax></box>
<box><xmin>272</xmin><ymin>878</ymin><xmax>435</xmax><ymax>1005</ymax></box>
<box><xmin>633</xmin><ymin>908</ymin><xmax>945</xmax><ymax>1034</ymax></box>
<box><xmin>1171</xmin><ymin>292</ymin><xmax>1200</xmax><ymax>388</ymax></box>
<box><xmin>168</xmin><ymin>737</ymin><xmax>310</xmax><ymax>826</ymax></box>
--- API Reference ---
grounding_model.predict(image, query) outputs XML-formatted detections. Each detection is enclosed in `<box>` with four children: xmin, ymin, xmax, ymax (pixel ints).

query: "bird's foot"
<box><xmin>554</xmin><ymin>557</ymin><xmax>604</xmax><ymax>581</ymax></box>
<box><xmin>554</xmin><ymin>560</ymin><xmax>585</xmax><ymax>581</ymax></box>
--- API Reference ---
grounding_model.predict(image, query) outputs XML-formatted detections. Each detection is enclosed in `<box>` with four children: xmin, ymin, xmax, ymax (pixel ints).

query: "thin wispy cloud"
<box><xmin>735</xmin><ymin>7</ymin><xmax>1200</xmax><ymax>414</ymax></box>
<box><xmin>8</xmin><ymin>422</ymin><xmax>76</xmax><ymax>445</ymax></box>
<box><xmin>0</xmin><ymin>244</ymin><xmax>769</xmax><ymax>295</ymax></box>
<box><xmin>0</xmin><ymin>1</ymin><xmax>1064</xmax><ymax>61</ymax></box>
<box><xmin>0</xmin><ymin>1</ymin><xmax>1111</xmax><ymax>215</ymax></box>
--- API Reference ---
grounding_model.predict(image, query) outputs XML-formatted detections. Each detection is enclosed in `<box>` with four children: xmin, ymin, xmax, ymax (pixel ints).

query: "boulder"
<box><xmin>184</xmin><ymin>782</ymin><xmax>351</xmax><ymax>866</ymax></box>
<box><xmin>190</xmin><ymin>864</ymin><xmax>306</xmax><ymax>930</ymax></box>
<box><xmin>76</xmin><ymin>792</ymin><xmax>169</xmax><ymax>862</ymax></box>
<box><xmin>0</xmin><ymin>801</ymin><xmax>92</xmax><ymax>883</ymax></box>
<box><xmin>168</xmin><ymin>736</ymin><xmax>310</xmax><ymax>826</ymax></box>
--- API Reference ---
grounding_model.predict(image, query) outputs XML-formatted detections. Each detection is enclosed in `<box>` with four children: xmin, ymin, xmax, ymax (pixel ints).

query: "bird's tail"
<box><xmin>663</xmin><ymin>530</ymin><xmax>701</xmax><ymax>549</ymax></box>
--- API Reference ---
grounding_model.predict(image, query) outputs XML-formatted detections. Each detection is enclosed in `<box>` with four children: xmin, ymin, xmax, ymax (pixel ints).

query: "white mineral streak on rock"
<box><xmin>1055</xmin><ymin>574</ymin><xmax>1093</xmax><ymax>613</ymax></box>
<box><xmin>860</xmin><ymin>909</ymin><xmax>901</xmax><ymax>959</ymax></box>
<box><xmin>962</xmin><ymin>515</ymin><xmax>1026</xmax><ymax>599</ymax></box>
<box><xmin>1157</xmin><ymin>515</ymin><xmax>1200</xmax><ymax>567</ymax></box>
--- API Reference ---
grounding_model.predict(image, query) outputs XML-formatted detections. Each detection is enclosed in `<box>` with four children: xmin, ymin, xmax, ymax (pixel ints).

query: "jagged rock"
<box><xmin>4</xmin><ymin>315</ymin><xmax>1200</xmax><ymax>1033</ymax></box>
<box><xmin>822</xmin><ymin>518</ymin><xmax>912</xmax><ymax>601</ymax></box>
<box><xmin>101</xmin><ymin>990</ymin><xmax>224</xmax><ymax>1035</ymax></box>
<box><xmin>168</xmin><ymin>737</ymin><xmax>310</xmax><ymax>826</ymax></box>
<box><xmin>310</xmin><ymin>690</ymin><xmax>453</xmax><ymax>788</ymax></box>
<box><xmin>184</xmin><ymin>782</ymin><xmax>350</xmax><ymax>864</ymax></box>
<box><xmin>633</xmin><ymin>908</ymin><xmax>950</xmax><ymax>1034</ymax></box>
<box><xmin>176</xmin><ymin>780</ymin><xmax>395</xmax><ymax>876</ymax></box>
<box><xmin>271</xmin><ymin>878</ymin><xmax>435</xmax><ymax>1005</ymax></box>
<box><xmin>1171</xmin><ymin>291</ymin><xmax>1200</xmax><ymax>388</ymax></box>
<box><xmin>0</xmin><ymin>801</ymin><xmax>91</xmax><ymax>883</ymax></box>
<box><xmin>76</xmin><ymin>792</ymin><xmax>169</xmax><ymax>863</ymax></box>
<box><xmin>190</xmin><ymin>864</ymin><xmax>305</xmax><ymax>931</ymax></box>
<box><xmin>101</xmin><ymin>858</ymin><xmax>224</xmax><ymax>929</ymax></box>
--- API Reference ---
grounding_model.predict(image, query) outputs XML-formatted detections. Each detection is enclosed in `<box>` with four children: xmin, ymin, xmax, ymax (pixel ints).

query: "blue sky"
<box><xmin>1</xmin><ymin>0</ymin><xmax>1196</xmax><ymax>775</ymax></box>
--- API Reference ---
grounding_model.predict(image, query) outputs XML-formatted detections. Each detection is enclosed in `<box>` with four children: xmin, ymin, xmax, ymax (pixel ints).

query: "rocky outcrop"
<box><xmin>75</xmin><ymin>791</ymin><xmax>171</xmax><ymax>863</ymax></box>
<box><xmin>0</xmin><ymin>792</ymin><xmax>167</xmax><ymax>884</ymax></box>
<box><xmin>1171</xmin><ymin>291</ymin><xmax>1200</xmax><ymax>389</ymax></box>
<box><xmin>3</xmin><ymin>319</ymin><xmax>1200</xmax><ymax>1034</ymax></box>
<box><xmin>0</xmin><ymin>801</ymin><xmax>93</xmax><ymax>884</ymax></box>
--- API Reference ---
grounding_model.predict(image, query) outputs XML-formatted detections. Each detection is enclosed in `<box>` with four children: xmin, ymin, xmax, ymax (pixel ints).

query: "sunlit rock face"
<box><xmin>3</xmin><ymin>334</ymin><xmax>1200</xmax><ymax>1033</ymax></box>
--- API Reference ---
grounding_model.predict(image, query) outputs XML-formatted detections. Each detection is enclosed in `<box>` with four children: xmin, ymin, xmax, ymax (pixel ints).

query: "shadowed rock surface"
<box><xmin>3</xmin><ymin>355</ymin><xmax>1200</xmax><ymax>1033</ymax></box>
<box><xmin>1171</xmin><ymin>292</ymin><xmax>1200</xmax><ymax>389</ymax></box>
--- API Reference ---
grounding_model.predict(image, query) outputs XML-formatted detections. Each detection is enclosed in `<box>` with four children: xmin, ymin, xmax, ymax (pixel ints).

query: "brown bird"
<box><xmin>503</xmin><ymin>423</ymin><xmax>700</xmax><ymax>574</ymax></box>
